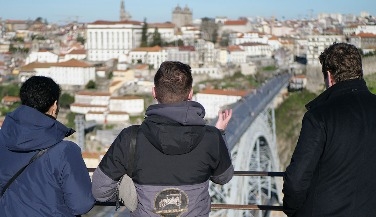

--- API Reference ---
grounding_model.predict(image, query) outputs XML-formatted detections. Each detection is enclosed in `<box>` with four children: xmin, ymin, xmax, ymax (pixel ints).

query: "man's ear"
<box><xmin>187</xmin><ymin>88</ymin><xmax>193</xmax><ymax>100</ymax></box>
<box><xmin>152</xmin><ymin>87</ymin><xmax>157</xmax><ymax>99</ymax></box>
<box><xmin>327</xmin><ymin>71</ymin><xmax>336</xmax><ymax>87</ymax></box>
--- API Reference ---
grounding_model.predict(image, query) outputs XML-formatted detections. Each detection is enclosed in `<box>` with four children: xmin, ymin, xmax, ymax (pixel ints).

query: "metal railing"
<box><xmin>88</xmin><ymin>168</ymin><xmax>284</xmax><ymax>212</ymax></box>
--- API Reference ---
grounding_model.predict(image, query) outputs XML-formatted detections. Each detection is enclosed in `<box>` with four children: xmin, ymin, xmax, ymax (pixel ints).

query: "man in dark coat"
<box><xmin>92</xmin><ymin>61</ymin><xmax>234</xmax><ymax>216</ymax></box>
<box><xmin>283</xmin><ymin>43</ymin><xmax>376</xmax><ymax>216</ymax></box>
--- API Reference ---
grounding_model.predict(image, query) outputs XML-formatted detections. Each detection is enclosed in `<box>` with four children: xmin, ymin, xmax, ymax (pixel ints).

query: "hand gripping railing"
<box><xmin>88</xmin><ymin>168</ymin><xmax>284</xmax><ymax>212</ymax></box>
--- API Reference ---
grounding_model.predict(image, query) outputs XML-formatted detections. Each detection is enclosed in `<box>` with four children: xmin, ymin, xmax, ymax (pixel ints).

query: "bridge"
<box><xmin>85</xmin><ymin>73</ymin><xmax>292</xmax><ymax>217</ymax></box>
<box><xmin>208</xmin><ymin>73</ymin><xmax>291</xmax><ymax>217</ymax></box>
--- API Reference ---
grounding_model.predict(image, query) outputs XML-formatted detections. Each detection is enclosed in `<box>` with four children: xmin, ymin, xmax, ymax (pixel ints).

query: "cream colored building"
<box><xmin>86</xmin><ymin>20</ymin><xmax>143</xmax><ymax>61</ymax></box>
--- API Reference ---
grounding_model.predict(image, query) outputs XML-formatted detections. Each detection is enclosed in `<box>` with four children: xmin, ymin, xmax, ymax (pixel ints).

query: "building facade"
<box><xmin>86</xmin><ymin>20</ymin><xmax>143</xmax><ymax>61</ymax></box>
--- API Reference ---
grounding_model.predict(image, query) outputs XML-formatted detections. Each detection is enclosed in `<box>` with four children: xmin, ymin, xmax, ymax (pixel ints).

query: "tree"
<box><xmin>85</xmin><ymin>80</ymin><xmax>97</xmax><ymax>89</ymax></box>
<box><xmin>59</xmin><ymin>93</ymin><xmax>74</xmax><ymax>109</ymax></box>
<box><xmin>150</xmin><ymin>28</ymin><xmax>162</xmax><ymax>46</ymax></box>
<box><xmin>200</xmin><ymin>17</ymin><xmax>218</xmax><ymax>43</ymax></box>
<box><xmin>140</xmin><ymin>18</ymin><xmax>148</xmax><ymax>47</ymax></box>
<box><xmin>77</xmin><ymin>35</ymin><xmax>86</xmax><ymax>45</ymax></box>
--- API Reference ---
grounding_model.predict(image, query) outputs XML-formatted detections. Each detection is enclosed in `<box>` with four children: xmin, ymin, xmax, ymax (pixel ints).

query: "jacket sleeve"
<box><xmin>283</xmin><ymin>112</ymin><xmax>325</xmax><ymax>216</ymax></box>
<box><xmin>92</xmin><ymin>167</ymin><xmax>118</xmax><ymax>202</ymax></box>
<box><xmin>91</xmin><ymin>128</ymin><xmax>131</xmax><ymax>201</ymax></box>
<box><xmin>59</xmin><ymin>142</ymin><xmax>95</xmax><ymax>215</ymax></box>
<box><xmin>210</xmin><ymin>129</ymin><xmax>234</xmax><ymax>185</ymax></box>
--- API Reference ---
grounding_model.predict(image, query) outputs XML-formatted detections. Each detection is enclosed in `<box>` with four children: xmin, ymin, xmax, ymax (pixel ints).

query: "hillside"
<box><xmin>276</xmin><ymin>74</ymin><xmax>376</xmax><ymax>171</ymax></box>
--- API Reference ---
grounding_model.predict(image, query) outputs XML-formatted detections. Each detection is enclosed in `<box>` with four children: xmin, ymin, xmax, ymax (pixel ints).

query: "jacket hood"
<box><xmin>305</xmin><ymin>79</ymin><xmax>368</xmax><ymax>111</ymax></box>
<box><xmin>1</xmin><ymin>105</ymin><xmax>75</xmax><ymax>152</ymax></box>
<box><xmin>141</xmin><ymin>101</ymin><xmax>206</xmax><ymax>155</ymax></box>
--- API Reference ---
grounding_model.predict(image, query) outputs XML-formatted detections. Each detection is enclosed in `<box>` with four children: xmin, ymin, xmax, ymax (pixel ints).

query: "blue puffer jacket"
<box><xmin>0</xmin><ymin>105</ymin><xmax>95</xmax><ymax>217</ymax></box>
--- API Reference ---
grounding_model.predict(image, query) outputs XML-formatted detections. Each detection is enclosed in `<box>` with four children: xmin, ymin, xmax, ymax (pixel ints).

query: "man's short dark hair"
<box><xmin>20</xmin><ymin>76</ymin><xmax>61</xmax><ymax>113</ymax></box>
<box><xmin>319</xmin><ymin>42</ymin><xmax>363</xmax><ymax>83</ymax></box>
<box><xmin>154</xmin><ymin>61</ymin><xmax>193</xmax><ymax>104</ymax></box>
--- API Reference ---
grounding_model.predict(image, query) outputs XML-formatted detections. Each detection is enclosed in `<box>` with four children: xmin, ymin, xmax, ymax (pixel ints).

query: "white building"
<box><xmin>70</xmin><ymin>91</ymin><xmax>144</xmax><ymax>123</ymax></box>
<box><xmin>25</xmin><ymin>50</ymin><xmax>59</xmax><ymax>64</ymax></box>
<box><xmin>306</xmin><ymin>35</ymin><xmax>344</xmax><ymax>65</ymax></box>
<box><xmin>229</xmin><ymin>32</ymin><xmax>268</xmax><ymax>45</ymax></box>
<box><xmin>240</xmin><ymin>42</ymin><xmax>273</xmax><ymax>58</ymax></box>
<box><xmin>191</xmin><ymin>67</ymin><xmax>223</xmax><ymax>79</ymax></box>
<box><xmin>227</xmin><ymin>45</ymin><xmax>246</xmax><ymax>64</ymax></box>
<box><xmin>129</xmin><ymin>46</ymin><xmax>167</xmax><ymax>69</ymax></box>
<box><xmin>109</xmin><ymin>96</ymin><xmax>144</xmax><ymax>115</ymax></box>
<box><xmin>19</xmin><ymin>59</ymin><xmax>96</xmax><ymax>87</ymax></box>
<box><xmin>85</xmin><ymin>111</ymin><xmax>130</xmax><ymax>124</ymax></box>
<box><xmin>74</xmin><ymin>91</ymin><xmax>111</xmax><ymax>106</ymax></box>
<box><xmin>195</xmin><ymin>89</ymin><xmax>250</xmax><ymax>119</ymax></box>
<box><xmin>71</xmin><ymin>104</ymin><xmax>107</xmax><ymax>115</ymax></box>
<box><xmin>86</xmin><ymin>20</ymin><xmax>143</xmax><ymax>61</ymax></box>
<box><xmin>220</xmin><ymin>19</ymin><xmax>253</xmax><ymax>35</ymax></box>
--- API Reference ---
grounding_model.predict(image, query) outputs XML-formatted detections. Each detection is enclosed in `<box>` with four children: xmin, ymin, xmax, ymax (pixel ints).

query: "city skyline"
<box><xmin>1</xmin><ymin>0</ymin><xmax>375</xmax><ymax>24</ymax></box>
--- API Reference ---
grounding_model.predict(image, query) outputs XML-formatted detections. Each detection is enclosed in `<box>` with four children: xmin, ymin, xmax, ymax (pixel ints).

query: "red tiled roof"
<box><xmin>199</xmin><ymin>89</ymin><xmax>250</xmax><ymax>97</ymax></box>
<box><xmin>70</xmin><ymin>103</ymin><xmax>107</xmax><ymax>108</ymax></box>
<box><xmin>2</xmin><ymin>96</ymin><xmax>20</xmax><ymax>103</ymax></box>
<box><xmin>224</xmin><ymin>20</ymin><xmax>248</xmax><ymax>26</ymax></box>
<box><xmin>227</xmin><ymin>45</ymin><xmax>243</xmax><ymax>52</ymax></box>
<box><xmin>110</xmin><ymin>96</ymin><xmax>142</xmax><ymax>100</ymax></box>
<box><xmin>149</xmin><ymin>22</ymin><xmax>175</xmax><ymax>28</ymax></box>
<box><xmin>82</xmin><ymin>152</ymin><xmax>102</xmax><ymax>159</ymax></box>
<box><xmin>67</xmin><ymin>49</ymin><xmax>86</xmax><ymax>55</ymax></box>
<box><xmin>76</xmin><ymin>91</ymin><xmax>111</xmax><ymax>96</ymax></box>
<box><xmin>132</xmin><ymin>46</ymin><xmax>162</xmax><ymax>52</ymax></box>
<box><xmin>90</xmin><ymin>20</ymin><xmax>142</xmax><ymax>25</ymax></box>
<box><xmin>356</xmin><ymin>32</ymin><xmax>376</xmax><ymax>38</ymax></box>
<box><xmin>56</xmin><ymin>59</ymin><xmax>92</xmax><ymax>67</ymax></box>
<box><xmin>179</xmin><ymin>46</ymin><xmax>195</xmax><ymax>51</ymax></box>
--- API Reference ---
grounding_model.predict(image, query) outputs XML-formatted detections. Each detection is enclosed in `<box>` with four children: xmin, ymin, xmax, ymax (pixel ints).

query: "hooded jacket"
<box><xmin>0</xmin><ymin>105</ymin><xmax>95</xmax><ymax>217</ymax></box>
<box><xmin>283</xmin><ymin>79</ymin><xmax>376</xmax><ymax>216</ymax></box>
<box><xmin>92</xmin><ymin>101</ymin><xmax>234</xmax><ymax>216</ymax></box>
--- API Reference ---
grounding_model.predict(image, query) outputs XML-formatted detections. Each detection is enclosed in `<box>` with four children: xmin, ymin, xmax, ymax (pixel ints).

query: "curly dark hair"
<box><xmin>319</xmin><ymin>42</ymin><xmax>363</xmax><ymax>83</ymax></box>
<box><xmin>20</xmin><ymin>76</ymin><xmax>61</xmax><ymax>113</ymax></box>
<box><xmin>154</xmin><ymin>61</ymin><xmax>193</xmax><ymax>104</ymax></box>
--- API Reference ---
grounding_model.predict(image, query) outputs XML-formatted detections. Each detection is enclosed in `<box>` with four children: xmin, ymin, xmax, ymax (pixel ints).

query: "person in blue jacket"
<box><xmin>0</xmin><ymin>76</ymin><xmax>95</xmax><ymax>217</ymax></box>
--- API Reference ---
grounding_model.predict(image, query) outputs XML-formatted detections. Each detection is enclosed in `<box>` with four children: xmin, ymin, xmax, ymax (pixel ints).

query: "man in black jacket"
<box><xmin>283</xmin><ymin>43</ymin><xmax>376</xmax><ymax>216</ymax></box>
<box><xmin>92</xmin><ymin>61</ymin><xmax>234</xmax><ymax>216</ymax></box>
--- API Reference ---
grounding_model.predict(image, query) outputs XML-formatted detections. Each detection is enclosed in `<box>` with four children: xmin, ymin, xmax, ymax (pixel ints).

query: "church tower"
<box><xmin>120</xmin><ymin>0</ymin><xmax>132</xmax><ymax>21</ymax></box>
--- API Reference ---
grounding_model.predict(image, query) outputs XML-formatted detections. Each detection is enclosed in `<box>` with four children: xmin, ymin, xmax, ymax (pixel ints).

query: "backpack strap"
<box><xmin>1</xmin><ymin>148</ymin><xmax>49</xmax><ymax>197</ymax></box>
<box><xmin>127</xmin><ymin>125</ymin><xmax>139</xmax><ymax>178</ymax></box>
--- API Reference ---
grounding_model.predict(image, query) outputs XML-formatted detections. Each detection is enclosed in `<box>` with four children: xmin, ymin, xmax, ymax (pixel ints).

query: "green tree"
<box><xmin>77</xmin><ymin>35</ymin><xmax>86</xmax><ymax>45</ymax></box>
<box><xmin>85</xmin><ymin>80</ymin><xmax>97</xmax><ymax>89</ymax></box>
<box><xmin>150</xmin><ymin>27</ymin><xmax>162</xmax><ymax>46</ymax></box>
<box><xmin>59</xmin><ymin>93</ymin><xmax>74</xmax><ymax>109</ymax></box>
<box><xmin>0</xmin><ymin>84</ymin><xmax>20</xmax><ymax>98</ymax></box>
<box><xmin>140</xmin><ymin>18</ymin><xmax>148</xmax><ymax>47</ymax></box>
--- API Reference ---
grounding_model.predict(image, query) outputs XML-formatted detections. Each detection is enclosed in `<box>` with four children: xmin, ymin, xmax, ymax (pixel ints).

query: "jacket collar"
<box><xmin>305</xmin><ymin>79</ymin><xmax>368</xmax><ymax>110</ymax></box>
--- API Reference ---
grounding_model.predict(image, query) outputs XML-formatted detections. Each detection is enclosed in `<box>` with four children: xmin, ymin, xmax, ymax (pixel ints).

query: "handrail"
<box><xmin>88</xmin><ymin>168</ymin><xmax>285</xmax><ymax>211</ymax></box>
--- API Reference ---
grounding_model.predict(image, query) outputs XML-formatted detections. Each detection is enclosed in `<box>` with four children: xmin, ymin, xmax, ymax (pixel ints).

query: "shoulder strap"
<box><xmin>127</xmin><ymin>125</ymin><xmax>139</xmax><ymax>178</ymax></box>
<box><xmin>1</xmin><ymin>148</ymin><xmax>49</xmax><ymax>197</ymax></box>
